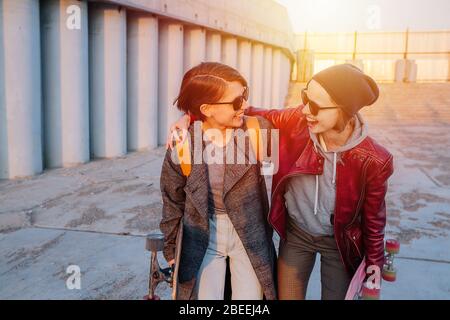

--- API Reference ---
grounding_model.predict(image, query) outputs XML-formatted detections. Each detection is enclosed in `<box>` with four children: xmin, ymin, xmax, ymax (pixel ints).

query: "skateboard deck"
<box><xmin>345</xmin><ymin>239</ymin><xmax>400</xmax><ymax>300</ymax></box>
<box><xmin>145</xmin><ymin>219</ymin><xmax>184</xmax><ymax>300</ymax></box>
<box><xmin>345</xmin><ymin>258</ymin><xmax>367</xmax><ymax>300</ymax></box>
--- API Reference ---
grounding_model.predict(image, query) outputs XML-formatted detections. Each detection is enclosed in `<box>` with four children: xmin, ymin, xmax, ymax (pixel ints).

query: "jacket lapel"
<box><xmin>293</xmin><ymin>139</ymin><xmax>323</xmax><ymax>175</ymax></box>
<box><xmin>183</xmin><ymin>124</ymin><xmax>209</xmax><ymax>220</ymax></box>
<box><xmin>184</xmin><ymin>162</ymin><xmax>209</xmax><ymax>219</ymax></box>
<box><xmin>223</xmin><ymin>125</ymin><xmax>253</xmax><ymax>198</ymax></box>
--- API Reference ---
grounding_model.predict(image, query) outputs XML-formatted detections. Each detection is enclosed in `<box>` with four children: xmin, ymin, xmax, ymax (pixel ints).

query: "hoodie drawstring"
<box><xmin>313</xmin><ymin>143</ymin><xmax>319</xmax><ymax>215</ymax></box>
<box><xmin>332</xmin><ymin>152</ymin><xmax>337</xmax><ymax>185</ymax></box>
<box><xmin>314</xmin><ymin>175</ymin><xmax>319</xmax><ymax>215</ymax></box>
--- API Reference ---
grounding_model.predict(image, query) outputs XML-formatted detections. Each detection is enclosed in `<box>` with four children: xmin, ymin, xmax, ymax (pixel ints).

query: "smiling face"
<box><xmin>301</xmin><ymin>79</ymin><xmax>341</xmax><ymax>134</ymax></box>
<box><xmin>200</xmin><ymin>81</ymin><xmax>247</xmax><ymax>129</ymax></box>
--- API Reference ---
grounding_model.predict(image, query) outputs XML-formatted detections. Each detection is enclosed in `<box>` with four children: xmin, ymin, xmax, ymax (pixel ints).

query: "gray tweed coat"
<box><xmin>159</xmin><ymin>116</ymin><xmax>277</xmax><ymax>300</ymax></box>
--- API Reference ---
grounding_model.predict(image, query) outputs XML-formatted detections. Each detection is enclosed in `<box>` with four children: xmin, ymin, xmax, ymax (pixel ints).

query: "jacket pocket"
<box><xmin>344</xmin><ymin>225</ymin><xmax>363</xmax><ymax>266</ymax></box>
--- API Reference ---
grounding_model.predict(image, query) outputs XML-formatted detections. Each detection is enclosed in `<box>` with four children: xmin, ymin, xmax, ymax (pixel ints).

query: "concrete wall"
<box><xmin>0</xmin><ymin>0</ymin><xmax>295</xmax><ymax>179</ymax></box>
<box><xmin>105</xmin><ymin>0</ymin><xmax>295</xmax><ymax>52</ymax></box>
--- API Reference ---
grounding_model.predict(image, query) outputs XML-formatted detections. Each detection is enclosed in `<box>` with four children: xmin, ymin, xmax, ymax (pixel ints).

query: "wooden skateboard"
<box><xmin>144</xmin><ymin>221</ymin><xmax>184</xmax><ymax>300</ymax></box>
<box><xmin>345</xmin><ymin>239</ymin><xmax>400</xmax><ymax>300</ymax></box>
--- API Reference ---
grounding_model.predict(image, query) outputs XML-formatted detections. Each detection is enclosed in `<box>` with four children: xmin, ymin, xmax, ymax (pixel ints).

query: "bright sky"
<box><xmin>276</xmin><ymin>0</ymin><xmax>450</xmax><ymax>33</ymax></box>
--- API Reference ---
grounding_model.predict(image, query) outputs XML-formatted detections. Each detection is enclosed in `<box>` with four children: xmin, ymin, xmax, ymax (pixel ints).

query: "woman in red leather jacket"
<box><xmin>169</xmin><ymin>64</ymin><xmax>394</xmax><ymax>300</ymax></box>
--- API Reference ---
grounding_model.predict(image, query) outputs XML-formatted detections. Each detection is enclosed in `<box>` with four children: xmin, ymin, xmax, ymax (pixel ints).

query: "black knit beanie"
<box><xmin>310</xmin><ymin>64</ymin><xmax>379</xmax><ymax>116</ymax></box>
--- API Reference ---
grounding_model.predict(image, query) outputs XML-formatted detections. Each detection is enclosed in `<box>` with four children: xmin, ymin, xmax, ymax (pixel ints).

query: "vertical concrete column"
<box><xmin>237</xmin><ymin>39</ymin><xmax>252</xmax><ymax>85</ymax></box>
<box><xmin>127</xmin><ymin>13</ymin><xmax>158</xmax><ymax>151</ymax></box>
<box><xmin>250</xmin><ymin>43</ymin><xmax>264</xmax><ymax>107</ymax></box>
<box><xmin>262</xmin><ymin>46</ymin><xmax>273</xmax><ymax>107</ymax></box>
<box><xmin>0</xmin><ymin>0</ymin><xmax>42</xmax><ymax>179</ymax></box>
<box><xmin>296</xmin><ymin>50</ymin><xmax>303</xmax><ymax>82</ymax></box>
<box><xmin>184</xmin><ymin>26</ymin><xmax>206</xmax><ymax>71</ymax></box>
<box><xmin>307</xmin><ymin>51</ymin><xmax>315</xmax><ymax>81</ymax></box>
<box><xmin>158</xmin><ymin>21</ymin><xmax>184</xmax><ymax>146</ymax></box>
<box><xmin>280</xmin><ymin>54</ymin><xmax>291</xmax><ymax>108</ymax></box>
<box><xmin>206</xmin><ymin>31</ymin><xmax>221</xmax><ymax>62</ymax></box>
<box><xmin>278</xmin><ymin>54</ymin><xmax>287</xmax><ymax>108</ymax></box>
<box><xmin>394</xmin><ymin>59</ymin><xmax>406</xmax><ymax>83</ymax></box>
<box><xmin>298</xmin><ymin>50</ymin><xmax>315</xmax><ymax>82</ymax></box>
<box><xmin>89</xmin><ymin>4</ymin><xmax>127</xmax><ymax>158</ymax></box>
<box><xmin>41</xmin><ymin>0</ymin><xmax>89</xmax><ymax>168</ymax></box>
<box><xmin>296</xmin><ymin>50</ymin><xmax>313</xmax><ymax>83</ymax></box>
<box><xmin>405</xmin><ymin>60</ymin><xmax>417</xmax><ymax>83</ymax></box>
<box><xmin>221</xmin><ymin>36</ymin><xmax>238</xmax><ymax>68</ymax></box>
<box><xmin>271</xmin><ymin>49</ymin><xmax>282</xmax><ymax>108</ymax></box>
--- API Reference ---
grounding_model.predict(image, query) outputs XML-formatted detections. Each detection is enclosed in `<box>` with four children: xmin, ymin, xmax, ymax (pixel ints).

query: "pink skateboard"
<box><xmin>345</xmin><ymin>239</ymin><xmax>400</xmax><ymax>300</ymax></box>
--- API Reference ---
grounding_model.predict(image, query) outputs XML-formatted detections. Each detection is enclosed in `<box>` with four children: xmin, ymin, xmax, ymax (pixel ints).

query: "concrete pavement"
<box><xmin>1</xmin><ymin>83</ymin><xmax>449</xmax><ymax>299</ymax></box>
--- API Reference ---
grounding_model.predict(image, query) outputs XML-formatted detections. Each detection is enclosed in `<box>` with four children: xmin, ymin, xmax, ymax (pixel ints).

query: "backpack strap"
<box><xmin>245</xmin><ymin>116</ymin><xmax>263</xmax><ymax>162</ymax></box>
<box><xmin>174</xmin><ymin>131</ymin><xmax>192</xmax><ymax>177</ymax></box>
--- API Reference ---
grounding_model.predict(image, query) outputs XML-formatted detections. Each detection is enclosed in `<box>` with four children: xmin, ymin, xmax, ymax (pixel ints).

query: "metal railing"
<box><xmin>294</xmin><ymin>29</ymin><xmax>450</xmax><ymax>82</ymax></box>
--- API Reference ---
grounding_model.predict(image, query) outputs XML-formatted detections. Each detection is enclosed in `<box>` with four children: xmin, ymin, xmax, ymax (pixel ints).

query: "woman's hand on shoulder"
<box><xmin>166</xmin><ymin>114</ymin><xmax>191</xmax><ymax>150</ymax></box>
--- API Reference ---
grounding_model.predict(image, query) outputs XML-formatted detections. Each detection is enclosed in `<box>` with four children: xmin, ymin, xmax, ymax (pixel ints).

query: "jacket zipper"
<box><xmin>344</xmin><ymin>156</ymin><xmax>371</xmax><ymax>262</ymax></box>
<box><xmin>350</xmin><ymin>236</ymin><xmax>363</xmax><ymax>258</ymax></box>
<box><xmin>332</xmin><ymin>166</ymin><xmax>347</xmax><ymax>270</ymax></box>
<box><xmin>347</xmin><ymin>158</ymin><xmax>372</xmax><ymax>227</ymax></box>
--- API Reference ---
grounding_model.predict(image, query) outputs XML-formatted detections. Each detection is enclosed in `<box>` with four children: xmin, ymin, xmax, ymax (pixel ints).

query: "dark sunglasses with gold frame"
<box><xmin>206</xmin><ymin>86</ymin><xmax>249</xmax><ymax>111</ymax></box>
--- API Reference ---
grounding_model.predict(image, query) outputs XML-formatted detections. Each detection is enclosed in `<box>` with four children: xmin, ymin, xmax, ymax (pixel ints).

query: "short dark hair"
<box><xmin>174</xmin><ymin>62</ymin><xmax>247</xmax><ymax>121</ymax></box>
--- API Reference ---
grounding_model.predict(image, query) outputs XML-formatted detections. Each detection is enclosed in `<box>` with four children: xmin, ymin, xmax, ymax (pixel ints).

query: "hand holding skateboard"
<box><xmin>144</xmin><ymin>221</ymin><xmax>184</xmax><ymax>300</ymax></box>
<box><xmin>144</xmin><ymin>234</ymin><xmax>175</xmax><ymax>300</ymax></box>
<box><xmin>345</xmin><ymin>238</ymin><xmax>400</xmax><ymax>300</ymax></box>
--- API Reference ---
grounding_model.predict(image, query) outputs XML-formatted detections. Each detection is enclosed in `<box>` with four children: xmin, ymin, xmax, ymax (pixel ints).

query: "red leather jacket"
<box><xmin>246</xmin><ymin>105</ymin><xmax>394</xmax><ymax>275</ymax></box>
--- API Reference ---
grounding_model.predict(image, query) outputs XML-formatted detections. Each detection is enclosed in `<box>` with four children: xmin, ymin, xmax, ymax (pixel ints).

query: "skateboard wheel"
<box><xmin>385</xmin><ymin>239</ymin><xmax>400</xmax><ymax>254</ymax></box>
<box><xmin>146</xmin><ymin>234</ymin><xmax>164</xmax><ymax>252</ymax></box>
<box><xmin>361</xmin><ymin>285</ymin><xmax>380</xmax><ymax>300</ymax></box>
<box><xmin>144</xmin><ymin>294</ymin><xmax>160</xmax><ymax>300</ymax></box>
<box><xmin>382</xmin><ymin>268</ymin><xmax>397</xmax><ymax>282</ymax></box>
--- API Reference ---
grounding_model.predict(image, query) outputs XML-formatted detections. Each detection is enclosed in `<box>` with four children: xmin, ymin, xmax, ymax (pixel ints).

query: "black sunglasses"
<box><xmin>207</xmin><ymin>87</ymin><xmax>249</xmax><ymax>111</ymax></box>
<box><xmin>301</xmin><ymin>89</ymin><xmax>339</xmax><ymax>116</ymax></box>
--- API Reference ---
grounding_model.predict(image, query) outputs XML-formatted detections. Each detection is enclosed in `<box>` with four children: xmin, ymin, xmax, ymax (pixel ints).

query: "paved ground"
<box><xmin>1</xmin><ymin>82</ymin><xmax>449</xmax><ymax>299</ymax></box>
